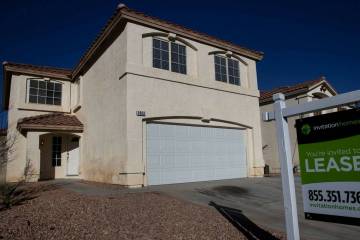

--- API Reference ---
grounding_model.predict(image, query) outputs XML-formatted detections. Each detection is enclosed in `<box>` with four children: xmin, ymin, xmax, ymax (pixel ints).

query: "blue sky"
<box><xmin>0</xmin><ymin>0</ymin><xmax>359</xmax><ymax>113</ymax></box>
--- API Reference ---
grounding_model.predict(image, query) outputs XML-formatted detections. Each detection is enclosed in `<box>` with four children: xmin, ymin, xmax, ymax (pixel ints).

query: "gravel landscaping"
<box><xmin>0</xmin><ymin>182</ymin><xmax>285</xmax><ymax>239</ymax></box>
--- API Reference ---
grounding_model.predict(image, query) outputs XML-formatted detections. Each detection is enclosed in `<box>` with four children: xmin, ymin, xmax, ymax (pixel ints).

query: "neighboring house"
<box><xmin>260</xmin><ymin>77</ymin><xmax>337</xmax><ymax>174</ymax></box>
<box><xmin>2</xmin><ymin>4</ymin><xmax>265</xmax><ymax>186</ymax></box>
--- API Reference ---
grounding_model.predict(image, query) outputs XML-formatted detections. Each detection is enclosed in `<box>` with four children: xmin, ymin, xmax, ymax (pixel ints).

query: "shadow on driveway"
<box><xmin>210</xmin><ymin>201</ymin><xmax>279</xmax><ymax>240</ymax></box>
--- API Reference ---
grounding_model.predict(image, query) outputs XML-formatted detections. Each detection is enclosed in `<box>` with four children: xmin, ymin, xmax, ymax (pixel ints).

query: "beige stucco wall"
<box><xmin>125</xmin><ymin>23</ymin><xmax>263</xmax><ymax>186</ymax></box>
<box><xmin>5</xmin><ymin>21</ymin><xmax>264</xmax><ymax>186</ymax></box>
<box><xmin>75</xmin><ymin>23</ymin><xmax>128</xmax><ymax>184</ymax></box>
<box><xmin>260</xmin><ymin>84</ymin><xmax>336</xmax><ymax>174</ymax></box>
<box><xmin>75</xmin><ymin>22</ymin><xmax>264</xmax><ymax>186</ymax></box>
<box><xmin>5</xmin><ymin>74</ymin><xmax>75</xmax><ymax>182</ymax></box>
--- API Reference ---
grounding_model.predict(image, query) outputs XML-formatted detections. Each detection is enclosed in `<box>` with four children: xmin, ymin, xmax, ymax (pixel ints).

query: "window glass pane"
<box><xmin>38</xmin><ymin>89</ymin><xmax>46</xmax><ymax>97</ymax></box>
<box><xmin>171</xmin><ymin>63</ymin><xmax>179</xmax><ymax>73</ymax></box>
<box><xmin>46</xmin><ymin>97</ymin><xmax>54</xmax><ymax>105</ymax></box>
<box><xmin>54</xmin><ymin>83</ymin><xmax>62</xmax><ymax>91</ymax></box>
<box><xmin>214</xmin><ymin>55</ymin><xmax>227</xmax><ymax>82</ymax></box>
<box><xmin>171</xmin><ymin>43</ymin><xmax>178</xmax><ymax>52</ymax></box>
<box><xmin>179</xmin><ymin>45</ymin><xmax>186</xmax><ymax>55</ymax></box>
<box><xmin>47</xmin><ymin>90</ymin><xmax>54</xmax><ymax>98</ymax></box>
<box><xmin>162</xmin><ymin>52</ymin><xmax>169</xmax><ymax>61</ymax></box>
<box><xmin>227</xmin><ymin>58</ymin><xmax>240</xmax><ymax>86</ymax></box>
<box><xmin>229</xmin><ymin>76</ymin><xmax>235</xmax><ymax>84</ymax></box>
<box><xmin>47</xmin><ymin>82</ymin><xmax>54</xmax><ymax>90</ymax></box>
<box><xmin>153</xmin><ymin>49</ymin><xmax>160</xmax><ymax>59</ymax></box>
<box><xmin>52</xmin><ymin>136</ymin><xmax>62</xmax><ymax>166</ymax></box>
<box><xmin>54</xmin><ymin>92</ymin><xmax>61</xmax><ymax>99</ymax></box>
<box><xmin>180</xmin><ymin>65</ymin><xmax>186</xmax><ymax>74</ymax></box>
<box><xmin>29</xmin><ymin>95</ymin><xmax>37</xmax><ymax>103</ymax></box>
<box><xmin>29</xmin><ymin>87</ymin><xmax>38</xmax><ymax>95</ymax></box>
<box><xmin>39</xmin><ymin>81</ymin><xmax>46</xmax><ymax>89</ymax></box>
<box><xmin>153</xmin><ymin>38</ymin><xmax>169</xmax><ymax>70</ymax></box>
<box><xmin>54</xmin><ymin>98</ymin><xmax>61</xmax><ymax>105</ymax></box>
<box><xmin>38</xmin><ymin>96</ymin><xmax>46</xmax><ymax>104</ymax></box>
<box><xmin>170</xmin><ymin>42</ymin><xmax>186</xmax><ymax>74</ymax></box>
<box><xmin>171</xmin><ymin>52</ymin><xmax>178</xmax><ymax>62</ymax></box>
<box><xmin>27</xmin><ymin>79</ymin><xmax>62</xmax><ymax>105</ymax></box>
<box><xmin>234</xmin><ymin>78</ymin><xmax>240</xmax><ymax>86</ymax></box>
<box><xmin>29</xmin><ymin>80</ymin><xmax>38</xmax><ymax>88</ymax></box>
<box><xmin>215</xmin><ymin>73</ymin><xmax>221</xmax><ymax>81</ymax></box>
<box><xmin>153</xmin><ymin>39</ymin><xmax>160</xmax><ymax>48</ymax></box>
<box><xmin>153</xmin><ymin>58</ymin><xmax>161</xmax><ymax>68</ymax></box>
<box><xmin>162</xmin><ymin>61</ymin><xmax>169</xmax><ymax>70</ymax></box>
<box><xmin>161</xmin><ymin>41</ymin><xmax>169</xmax><ymax>51</ymax></box>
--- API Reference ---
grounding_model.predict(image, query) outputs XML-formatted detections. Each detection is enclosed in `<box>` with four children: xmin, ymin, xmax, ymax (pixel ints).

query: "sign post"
<box><xmin>273</xmin><ymin>93</ymin><xmax>300</xmax><ymax>240</ymax></box>
<box><xmin>263</xmin><ymin>90</ymin><xmax>360</xmax><ymax>239</ymax></box>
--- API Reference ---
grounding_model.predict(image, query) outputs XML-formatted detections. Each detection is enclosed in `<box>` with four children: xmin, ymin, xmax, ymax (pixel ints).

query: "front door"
<box><xmin>67</xmin><ymin>136</ymin><xmax>79</xmax><ymax>176</ymax></box>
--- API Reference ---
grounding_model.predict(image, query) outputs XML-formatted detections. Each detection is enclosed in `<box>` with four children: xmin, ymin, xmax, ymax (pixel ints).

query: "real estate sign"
<box><xmin>296</xmin><ymin>109</ymin><xmax>360</xmax><ymax>226</ymax></box>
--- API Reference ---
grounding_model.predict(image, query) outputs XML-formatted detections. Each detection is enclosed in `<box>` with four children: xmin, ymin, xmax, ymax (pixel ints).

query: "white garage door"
<box><xmin>146</xmin><ymin>123</ymin><xmax>247</xmax><ymax>185</ymax></box>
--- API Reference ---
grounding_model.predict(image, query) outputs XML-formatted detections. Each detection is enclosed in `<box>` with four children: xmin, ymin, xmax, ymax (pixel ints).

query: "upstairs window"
<box><xmin>28</xmin><ymin>79</ymin><xmax>62</xmax><ymax>105</ymax></box>
<box><xmin>214</xmin><ymin>55</ymin><xmax>240</xmax><ymax>85</ymax></box>
<box><xmin>153</xmin><ymin>38</ymin><xmax>169</xmax><ymax>70</ymax></box>
<box><xmin>153</xmin><ymin>38</ymin><xmax>187</xmax><ymax>74</ymax></box>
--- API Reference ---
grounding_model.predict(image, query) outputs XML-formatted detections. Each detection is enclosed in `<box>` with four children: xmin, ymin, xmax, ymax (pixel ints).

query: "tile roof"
<box><xmin>3</xmin><ymin>62</ymin><xmax>72</xmax><ymax>80</ymax></box>
<box><xmin>72</xmin><ymin>4</ymin><xmax>263</xmax><ymax>78</ymax></box>
<box><xmin>260</xmin><ymin>77</ymin><xmax>326</xmax><ymax>104</ymax></box>
<box><xmin>17</xmin><ymin>113</ymin><xmax>83</xmax><ymax>132</ymax></box>
<box><xmin>122</xmin><ymin>6</ymin><xmax>263</xmax><ymax>57</ymax></box>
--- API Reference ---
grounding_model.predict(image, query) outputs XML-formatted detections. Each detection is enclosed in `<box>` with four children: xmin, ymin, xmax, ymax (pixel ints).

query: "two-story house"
<box><xmin>3</xmin><ymin>4</ymin><xmax>265</xmax><ymax>186</ymax></box>
<box><xmin>260</xmin><ymin>77</ymin><xmax>337</xmax><ymax>174</ymax></box>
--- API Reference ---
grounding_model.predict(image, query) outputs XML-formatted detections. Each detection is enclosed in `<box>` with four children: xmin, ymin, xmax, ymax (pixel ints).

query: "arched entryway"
<box><xmin>39</xmin><ymin>133</ymin><xmax>80</xmax><ymax>180</ymax></box>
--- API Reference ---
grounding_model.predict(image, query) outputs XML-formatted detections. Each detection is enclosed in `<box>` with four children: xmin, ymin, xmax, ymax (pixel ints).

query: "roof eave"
<box><xmin>121</xmin><ymin>11</ymin><xmax>264</xmax><ymax>61</ymax></box>
<box><xmin>17</xmin><ymin>124</ymin><xmax>84</xmax><ymax>133</ymax></box>
<box><xmin>4</xmin><ymin>65</ymin><xmax>71</xmax><ymax>81</ymax></box>
<box><xmin>2</xmin><ymin>63</ymin><xmax>72</xmax><ymax>110</ymax></box>
<box><xmin>260</xmin><ymin>88</ymin><xmax>309</xmax><ymax>105</ymax></box>
<box><xmin>71</xmin><ymin>13</ymin><xmax>127</xmax><ymax>79</ymax></box>
<box><xmin>71</xmin><ymin>7</ymin><xmax>264</xmax><ymax>79</ymax></box>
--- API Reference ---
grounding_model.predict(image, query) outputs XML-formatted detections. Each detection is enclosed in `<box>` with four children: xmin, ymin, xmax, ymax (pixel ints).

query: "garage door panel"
<box><xmin>147</xmin><ymin>169</ymin><xmax>162</xmax><ymax>185</ymax></box>
<box><xmin>147</xmin><ymin>154</ymin><xmax>161</xmax><ymax>168</ymax></box>
<box><xmin>174</xmin><ymin>154</ymin><xmax>189</xmax><ymax>168</ymax></box>
<box><xmin>147</xmin><ymin>124</ymin><xmax>247</xmax><ymax>185</ymax></box>
<box><xmin>160</xmin><ymin>140</ymin><xmax>174</xmax><ymax>153</ymax></box>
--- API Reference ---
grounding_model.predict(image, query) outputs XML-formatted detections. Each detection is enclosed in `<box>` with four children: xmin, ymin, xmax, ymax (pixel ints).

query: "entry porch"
<box><xmin>17</xmin><ymin>113</ymin><xmax>84</xmax><ymax>181</ymax></box>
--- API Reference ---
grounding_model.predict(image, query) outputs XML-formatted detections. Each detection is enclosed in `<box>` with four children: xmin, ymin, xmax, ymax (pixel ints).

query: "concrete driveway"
<box><xmin>60</xmin><ymin>177</ymin><xmax>358</xmax><ymax>240</ymax></box>
<box><xmin>143</xmin><ymin>177</ymin><xmax>359</xmax><ymax>240</ymax></box>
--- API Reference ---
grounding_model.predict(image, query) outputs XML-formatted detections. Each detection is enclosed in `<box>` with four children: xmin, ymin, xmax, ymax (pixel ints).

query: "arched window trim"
<box><xmin>208</xmin><ymin>50</ymin><xmax>248</xmax><ymax>66</ymax></box>
<box><xmin>142</xmin><ymin>32</ymin><xmax>198</xmax><ymax>51</ymax></box>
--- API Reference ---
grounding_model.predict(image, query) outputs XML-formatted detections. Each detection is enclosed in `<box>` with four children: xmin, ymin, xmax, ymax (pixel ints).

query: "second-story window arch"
<box><xmin>152</xmin><ymin>37</ymin><xmax>187</xmax><ymax>74</ymax></box>
<box><xmin>210</xmin><ymin>51</ymin><xmax>247</xmax><ymax>86</ymax></box>
<box><xmin>143</xmin><ymin>32</ymin><xmax>198</xmax><ymax>75</ymax></box>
